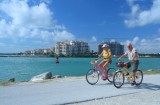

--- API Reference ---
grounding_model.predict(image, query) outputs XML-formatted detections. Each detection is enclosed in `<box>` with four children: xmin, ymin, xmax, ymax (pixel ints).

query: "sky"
<box><xmin>0</xmin><ymin>0</ymin><xmax>160</xmax><ymax>53</ymax></box>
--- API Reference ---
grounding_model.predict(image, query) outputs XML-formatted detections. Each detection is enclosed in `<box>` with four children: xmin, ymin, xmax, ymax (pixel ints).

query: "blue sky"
<box><xmin>0</xmin><ymin>0</ymin><xmax>160</xmax><ymax>53</ymax></box>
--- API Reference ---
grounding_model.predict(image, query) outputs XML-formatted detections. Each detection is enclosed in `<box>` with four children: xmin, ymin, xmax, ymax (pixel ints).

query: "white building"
<box><xmin>44</xmin><ymin>48</ymin><xmax>52</xmax><ymax>54</ymax></box>
<box><xmin>50</xmin><ymin>47</ymin><xmax>55</xmax><ymax>53</ymax></box>
<box><xmin>55</xmin><ymin>40</ymin><xmax>90</xmax><ymax>55</ymax></box>
<box><xmin>55</xmin><ymin>41</ymin><xmax>72</xmax><ymax>55</ymax></box>
<box><xmin>25</xmin><ymin>50</ymin><xmax>32</xmax><ymax>55</ymax></box>
<box><xmin>25</xmin><ymin>49</ymin><xmax>45</xmax><ymax>55</ymax></box>
<box><xmin>70</xmin><ymin>40</ymin><xmax>89</xmax><ymax>54</ymax></box>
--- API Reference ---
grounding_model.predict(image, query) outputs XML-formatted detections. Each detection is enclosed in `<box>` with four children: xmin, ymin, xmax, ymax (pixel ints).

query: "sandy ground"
<box><xmin>0</xmin><ymin>75</ymin><xmax>160</xmax><ymax>105</ymax></box>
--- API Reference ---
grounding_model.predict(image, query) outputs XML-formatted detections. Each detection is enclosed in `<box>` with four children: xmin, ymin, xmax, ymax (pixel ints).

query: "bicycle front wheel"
<box><xmin>113</xmin><ymin>71</ymin><xmax>124</xmax><ymax>88</ymax></box>
<box><xmin>107</xmin><ymin>68</ymin><xmax>116</xmax><ymax>83</ymax></box>
<box><xmin>135</xmin><ymin>69</ymin><xmax>143</xmax><ymax>85</ymax></box>
<box><xmin>86</xmin><ymin>69</ymin><xmax>99</xmax><ymax>85</ymax></box>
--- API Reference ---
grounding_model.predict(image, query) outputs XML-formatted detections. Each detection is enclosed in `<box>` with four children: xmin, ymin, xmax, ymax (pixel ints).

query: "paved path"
<box><xmin>71</xmin><ymin>89</ymin><xmax>160</xmax><ymax>105</ymax></box>
<box><xmin>0</xmin><ymin>75</ymin><xmax>160</xmax><ymax>105</ymax></box>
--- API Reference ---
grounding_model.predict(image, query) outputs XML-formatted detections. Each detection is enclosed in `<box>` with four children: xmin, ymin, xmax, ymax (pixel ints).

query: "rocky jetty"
<box><xmin>8</xmin><ymin>78</ymin><xmax>15</xmax><ymax>82</ymax></box>
<box><xmin>51</xmin><ymin>75</ymin><xmax>62</xmax><ymax>79</ymax></box>
<box><xmin>30</xmin><ymin>72</ymin><xmax>52</xmax><ymax>82</ymax></box>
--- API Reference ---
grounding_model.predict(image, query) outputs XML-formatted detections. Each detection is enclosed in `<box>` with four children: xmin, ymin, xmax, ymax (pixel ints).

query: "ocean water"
<box><xmin>0</xmin><ymin>57</ymin><xmax>160</xmax><ymax>81</ymax></box>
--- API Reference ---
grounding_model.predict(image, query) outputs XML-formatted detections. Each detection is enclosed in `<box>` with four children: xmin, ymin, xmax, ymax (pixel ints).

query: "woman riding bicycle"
<box><xmin>96</xmin><ymin>44</ymin><xmax>112</xmax><ymax>80</ymax></box>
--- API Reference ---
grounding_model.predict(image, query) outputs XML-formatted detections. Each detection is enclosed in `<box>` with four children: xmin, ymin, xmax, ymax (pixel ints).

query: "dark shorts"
<box><xmin>125</xmin><ymin>60</ymin><xmax>139</xmax><ymax>72</ymax></box>
<box><xmin>103</xmin><ymin>60</ymin><xmax>112</xmax><ymax>65</ymax></box>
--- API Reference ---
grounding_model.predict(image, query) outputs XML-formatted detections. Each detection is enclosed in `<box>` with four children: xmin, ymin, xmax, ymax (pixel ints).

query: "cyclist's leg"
<box><xmin>124</xmin><ymin>62</ymin><xmax>131</xmax><ymax>75</ymax></box>
<box><xmin>98</xmin><ymin>61</ymin><xmax>105</xmax><ymax>73</ymax></box>
<box><xmin>103</xmin><ymin>61</ymin><xmax>111</xmax><ymax>79</ymax></box>
<box><xmin>124</xmin><ymin>65</ymin><xmax>129</xmax><ymax>73</ymax></box>
<box><xmin>131</xmin><ymin>60</ymin><xmax>139</xmax><ymax>84</ymax></box>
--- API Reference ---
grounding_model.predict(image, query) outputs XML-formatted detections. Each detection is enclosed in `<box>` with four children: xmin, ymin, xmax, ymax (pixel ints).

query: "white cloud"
<box><xmin>126</xmin><ymin>0</ymin><xmax>137</xmax><ymax>6</ymax></box>
<box><xmin>0</xmin><ymin>0</ymin><xmax>75</xmax><ymax>45</ymax></box>
<box><xmin>155</xmin><ymin>38</ymin><xmax>160</xmax><ymax>41</ymax></box>
<box><xmin>123</xmin><ymin>36</ymin><xmax>160</xmax><ymax>53</ymax></box>
<box><xmin>52</xmin><ymin>30</ymin><xmax>75</xmax><ymax>42</ymax></box>
<box><xmin>40</xmin><ymin>0</ymin><xmax>51</xmax><ymax>4</ymax></box>
<box><xmin>132</xmin><ymin>36</ymin><xmax>139</xmax><ymax>44</ymax></box>
<box><xmin>125</xmin><ymin>0</ymin><xmax>160</xmax><ymax>27</ymax></box>
<box><xmin>91</xmin><ymin>36</ymin><xmax>97</xmax><ymax>42</ymax></box>
<box><xmin>0</xmin><ymin>1</ymin><xmax>53</xmax><ymax>28</ymax></box>
<box><xmin>0</xmin><ymin>44</ymin><xmax>31</xmax><ymax>53</ymax></box>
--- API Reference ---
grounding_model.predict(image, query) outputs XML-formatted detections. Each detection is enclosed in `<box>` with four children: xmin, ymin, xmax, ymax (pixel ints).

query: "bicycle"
<box><xmin>86</xmin><ymin>60</ymin><xmax>116</xmax><ymax>85</ymax></box>
<box><xmin>113</xmin><ymin>61</ymin><xmax>143</xmax><ymax>88</ymax></box>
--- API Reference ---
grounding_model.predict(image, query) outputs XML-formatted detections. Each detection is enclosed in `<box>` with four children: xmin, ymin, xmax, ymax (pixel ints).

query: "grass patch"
<box><xmin>32</xmin><ymin>79</ymin><xmax>53</xmax><ymax>83</ymax></box>
<box><xmin>0</xmin><ymin>81</ymin><xmax>13</xmax><ymax>86</ymax></box>
<box><xmin>143</xmin><ymin>70</ymin><xmax>160</xmax><ymax>74</ymax></box>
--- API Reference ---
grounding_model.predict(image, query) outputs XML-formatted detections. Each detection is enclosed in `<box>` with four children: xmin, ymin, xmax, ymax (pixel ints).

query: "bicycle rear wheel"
<box><xmin>107</xmin><ymin>68</ymin><xmax>116</xmax><ymax>83</ymax></box>
<box><xmin>86</xmin><ymin>69</ymin><xmax>99</xmax><ymax>85</ymax></box>
<box><xmin>135</xmin><ymin>69</ymin><xmax>143</xmax><ymax>85</ymax></box>
<box><xmin>113</xmin><ymin>71</ymin><xmax>124</xmax><ymax>88</ymax></box>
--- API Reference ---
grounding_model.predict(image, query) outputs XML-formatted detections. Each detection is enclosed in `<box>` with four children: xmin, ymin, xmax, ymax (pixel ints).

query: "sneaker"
<box><xmin>103</xmin><ymin>77</ymin><xmax>108</xmax><ymax>81</ymax></box>
<box><xmin>131</xmin><ymin>81</ymin><xmax>136</xmax><ymax>86</ymax></box>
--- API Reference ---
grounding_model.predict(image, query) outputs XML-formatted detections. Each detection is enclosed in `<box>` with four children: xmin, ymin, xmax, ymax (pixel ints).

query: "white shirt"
<box><xmin>125</xmin><ymin>48</ymin><xmax>139</xmax><ymax>61</ymax></box>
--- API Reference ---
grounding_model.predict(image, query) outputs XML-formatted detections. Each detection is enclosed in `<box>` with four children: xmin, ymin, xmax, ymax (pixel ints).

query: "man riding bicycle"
<box><xmin>118</xmin><ymin>43</ymin><xmax>139</xmax><ymax>86</ymax></box>
<box><xmin>96</xmin><ymin>44</ymin><xmax>112</xmax><ymax>80</ymax></box>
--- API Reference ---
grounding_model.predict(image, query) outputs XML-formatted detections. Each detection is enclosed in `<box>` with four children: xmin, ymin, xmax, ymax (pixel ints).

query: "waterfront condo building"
<box><xmin>55</xmin><ymin>41</ymin><xmax>72</xmax><ymax>55</ymax></box>
<box><xmin>55</xmin><ymin>40</ymin><xmax>90</xmax><ymax>55</ymax></box>
<box><xmin>44</xmin><ymin>48</ymin><xmax>52</xmax><ymax>54</ymax></box>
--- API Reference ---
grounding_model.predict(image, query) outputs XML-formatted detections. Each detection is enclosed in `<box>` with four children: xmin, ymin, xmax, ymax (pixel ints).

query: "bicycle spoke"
<box><xmin>135</xmin><ymin>70</ymin><xmax>143</xmax><ymax>85</ymax></box>
<box><xmin>113</xmin><ymin>71</ymin><xmax>124</xmax><ymax>88</ymax></box>
<box><xmin>107</xmin><ymin>68</ymin><xmax>116</xmax><ymax>83</ymax></box>
<box><xmin>86</xmin><ymin>69</ymin><xmax>99</xmax><ymax>85</ymax></box>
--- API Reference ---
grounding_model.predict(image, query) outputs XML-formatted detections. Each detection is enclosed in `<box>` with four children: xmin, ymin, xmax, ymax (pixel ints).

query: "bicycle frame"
<box><xmin>94</xmin><ymin>65</ymin><xmax>106</xmax><ymax>79</ymax></box>
<box><xmin>116</xmin><ymin>67</ymin><xmax>133</xmax><ymax>81</ymax></box>
<box><xmin>86</xmin><ymin>60</ymin><xmax>116</xmax><ymax>85</ymax></box>
<box><xmin>117</xmin><ymin>67</ymin><xmax>127</xmax><ymax>73</ymax></box>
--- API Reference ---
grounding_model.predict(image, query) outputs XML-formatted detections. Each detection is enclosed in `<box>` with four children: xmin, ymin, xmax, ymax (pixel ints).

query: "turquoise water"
<box><xmin>0</xmin><ymin>57</ymin><xmax>160</xmax><ymax>81</ymax></box>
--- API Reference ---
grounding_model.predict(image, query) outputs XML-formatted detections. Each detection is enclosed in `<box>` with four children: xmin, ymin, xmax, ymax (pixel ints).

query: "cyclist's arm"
<box><xmin>96</xmin><ymin>52</ymin><xmax>103</xmax><ymax>60</ymax></box>
<box><xmin>118</xmin><ymin>54</ymin><xmax>127</xmax><ymax>60</ymax></box>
